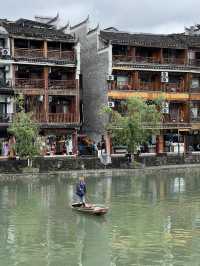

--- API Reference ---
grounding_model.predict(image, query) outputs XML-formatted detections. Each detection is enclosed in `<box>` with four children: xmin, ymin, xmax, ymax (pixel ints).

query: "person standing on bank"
<box><xmin>76</xmin><ymin>176</ymin><xmax>87</xmax><ymax>206</ymax></box>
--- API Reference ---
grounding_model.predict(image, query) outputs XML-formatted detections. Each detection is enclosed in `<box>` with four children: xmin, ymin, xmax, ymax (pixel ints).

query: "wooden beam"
<box><xmin>108</xmin><ymin>91</ymin><xmax>190</xmax><ymax>101</ymax></box>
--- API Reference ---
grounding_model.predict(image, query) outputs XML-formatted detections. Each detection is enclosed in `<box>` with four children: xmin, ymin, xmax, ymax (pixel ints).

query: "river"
<box><xmin>0</xmin><ymin>172</ymin><xmax>200</xmax><ymax>266</ymax></box>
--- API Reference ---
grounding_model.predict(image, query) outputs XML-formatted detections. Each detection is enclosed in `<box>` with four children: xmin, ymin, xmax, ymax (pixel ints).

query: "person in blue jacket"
<box><xmin>76</xmin><ymin>176</ymin><xmax>86</xmax><ymax>206</ymax></box>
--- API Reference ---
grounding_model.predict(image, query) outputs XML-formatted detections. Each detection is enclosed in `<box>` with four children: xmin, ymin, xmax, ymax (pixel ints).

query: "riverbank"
<box><xmin>0</xmin><ymin>163</ymin><xmax>200</xmax><ymax>183</ymax></box>
<box><xmin>1</xmin><ymin>153</ymin><xmax>200</xmax><ymax>174</ymax></box>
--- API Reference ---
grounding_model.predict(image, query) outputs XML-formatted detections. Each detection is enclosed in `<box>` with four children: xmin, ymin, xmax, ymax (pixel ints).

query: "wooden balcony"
<box><xmin>111</xmin><ymin>81</ymin><xmax>186</xmax><ymax>92</ymax></box>
<box><xmin>113</xmin><ymin>55</ymin><xmax>160</xmax><ymax>64</ymax></box>
<box><xmin>14</xmin><ymin>48</ymin><xmax>44</xmax><ymax>58</ymax></box>
<box><xmin>34</xmin><ymin>113</ymin><xmax>79</xmax><ymax>124</ymax></box>
<box><xmin>113</xmin><ymin>54</ymin><xmax>187</xmax><ymax>66</ymax></box>
<box><xmin>143</xmin><ymin>117</ymin><xmax>190</xmax><ymax>129</ymax></box>
<box><xmin>47</xmin><ymin>50</ymin><xmax>75</xmax><ymax>62</ymax></box>
<box><xmin>163</xmin><ymin>57</ymin><xmax>186</xmax><ymax>65</ymax></box>
<box><xmin>189</xmin><ymin>59</ymin><xmax>200</xmax><ymax>67</ymax></box>
<box><xmin>14</xmin><ymin>48</ymin><xmax>75</xmax><ymax>63</ymax></box>
<box><xmin>15</xmin><ymin>78</ymin><xmax>45</xmax><ymax>90</ymax></box>
<box><xmin>48</xmin><ymin>80</ymin><xmax>76</xmax><ymax>90</ymax></box>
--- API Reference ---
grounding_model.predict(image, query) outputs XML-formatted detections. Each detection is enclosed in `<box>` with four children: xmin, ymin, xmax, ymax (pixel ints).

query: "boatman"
<box><xmin>76</xmin><ymin>176</ymin><xmax>87</xmax><ymax>206</ymax></box>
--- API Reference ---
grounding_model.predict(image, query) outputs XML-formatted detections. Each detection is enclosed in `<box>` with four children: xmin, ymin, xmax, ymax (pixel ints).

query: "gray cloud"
<box><xmin>1</xmin><ymin>0</ymin><xmax>200</xmax><ymax>33</ymax></box>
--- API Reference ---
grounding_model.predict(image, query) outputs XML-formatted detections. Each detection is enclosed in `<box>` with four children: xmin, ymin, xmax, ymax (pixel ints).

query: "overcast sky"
<box><xmin>1</xmin><ymin>0</ymin><xmax>200</xmax><ymax>34</ymax></box>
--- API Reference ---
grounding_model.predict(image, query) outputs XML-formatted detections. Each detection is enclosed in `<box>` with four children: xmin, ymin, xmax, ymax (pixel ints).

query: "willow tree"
<box><xmin>8</xmin><ymin>96</ymin><xmax>40</xmax><ymax>166</ymax></box>
<box><xmin>105</xmin><ymin>97</ymin><xmax>162</xmax><ymax>154</ymax></box>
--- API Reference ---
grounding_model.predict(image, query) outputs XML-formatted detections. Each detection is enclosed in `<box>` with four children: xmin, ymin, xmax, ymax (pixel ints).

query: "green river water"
<box><xmin>0</xmin><ymin>172</ymin><xmax>200</xmax><ymax>266</ymax></box>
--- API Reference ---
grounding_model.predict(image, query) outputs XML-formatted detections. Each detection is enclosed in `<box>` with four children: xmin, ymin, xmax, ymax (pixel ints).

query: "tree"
<box><xmin>8</xmin><ymin>96</ymin><xmax>40</xmax><ymax>164</ymax></box>
<box><xmin>104</xmin><ymin>97</ymin><xmax>162</xmax><ymax>154</ymax></box>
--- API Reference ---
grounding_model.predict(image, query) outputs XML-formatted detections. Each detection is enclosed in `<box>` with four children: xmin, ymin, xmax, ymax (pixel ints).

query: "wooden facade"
<box><xmin>101</xmin><ymin>29</ymin><xmax>200</xmax><ymax>153</ymax></box>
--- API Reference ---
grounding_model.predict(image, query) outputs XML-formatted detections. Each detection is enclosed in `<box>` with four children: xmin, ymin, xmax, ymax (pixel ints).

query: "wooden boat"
<box><xmin>72</xmin><ymin>202</ymin><xmax>108</xmax><ymax>216</ymax></box>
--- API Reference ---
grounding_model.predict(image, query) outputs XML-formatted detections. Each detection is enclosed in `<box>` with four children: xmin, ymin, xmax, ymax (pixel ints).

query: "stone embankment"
<box><xmin>0</xmin><ymin>154</ymin><xmax>199</xmax><ymax>182</ymax></box>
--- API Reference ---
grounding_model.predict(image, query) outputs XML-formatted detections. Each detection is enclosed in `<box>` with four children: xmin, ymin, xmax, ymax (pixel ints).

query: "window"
<box><xmin>117</xmin><ymin>76</ymin><xmax>129</xmax><ymax>89</ymax></box>
<box><xmin>191</xmin><ymin>78</ymin><xmax>200</xmax><ymax>89</ymax></box>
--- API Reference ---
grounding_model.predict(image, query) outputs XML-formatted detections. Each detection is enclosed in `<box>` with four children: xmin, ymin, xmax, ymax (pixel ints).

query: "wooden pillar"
<box><xmin>105</xmin><ymin>132</ymin><xmax>111</xmax><ymax>155</ymax></box>
<box><xmin>44</xmin><ymin>41</ymin><xmax>48</xmax><ymax>58</ymax></box>
<box><xmin>184</xmin><ymin>49</ymin><xmax>188</xmax><ymax>65</ymax></box>
<box><xmin>156</xmin><ymin>134</ymin><xmax>164</xmax><ymax>154</ymax></box>
<box><xmin>72</xmin><ymin>130</ymin><xmax>78</xmax><ymax>155</ymax></box>
<box><xmin>11</xmin><ymin>38</ymin><xmax>15</xmax><ymax>58</ymax></box>
<box><xmin>133</xmin><ymin>71</ymin><xmax>139</xmax><ymax>90</ymax></box>
<box><xmin>44</xmin><ymin>67</ymin><xmax>49</xmax><ymax>122</ymax></box>
<box><xmin>129</xmin><ymin>46</ymin><xmax>136</xmax><ymax>60</ymax></box>
<box><xmin>185</xmin><ymin>72</ymin><xmax>192</xmax><ymax>92</ymax></box>
<box><xmin>160</xmin><ymin>48</ymin><xmax>164</xmax><ymax>64</ymax></box>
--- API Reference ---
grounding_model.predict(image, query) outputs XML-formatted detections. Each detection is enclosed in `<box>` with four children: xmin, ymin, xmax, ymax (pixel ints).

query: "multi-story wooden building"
<box><xmin>71</xmin><ymin>19</ymin><xmax>200</xmax><ymax>154</ymax></box>
<box><xmin>0</xmin><ymin>18</ymin><xmax>80</xmax><ymax>154</ymax></box>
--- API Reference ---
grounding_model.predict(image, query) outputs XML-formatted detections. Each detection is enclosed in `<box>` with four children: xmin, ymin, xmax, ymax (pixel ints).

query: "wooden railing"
<box><xmin>113</xmin><ymin>54</ymin><xmax>187</xmax><ymax>66</ymax></box>
<box><xmin>14</xmin><ymin>48</ymin><xmax>75</xmax><ymax>62</ymax></box>
<box><xmin>143</xmin><ymin>119</ymin><xmax>190</xmax><ymax>129</ymax></box>
<box><xmin>110</xmin><ymin>81</ymin><xmax>186</xmax><ymax>92</ymax></box>
<box><xmin>34</xmin><ymin>113</ymin><xmax>78</xmax><ymax>124</ymax></box>
<box><xmin>163</xmin><ymin>57</ymin><xmax>186</xmax><ymax>65</ymax></box>
<box><xmin>113</xmin><ymin>55</ymin><xmax>160</xmax><ymax>64</ymax></box>
<box><xmin>190</xmin><ymin>117</ymin><xmax>200</xmax><ymax>122</ymax></box>
<box><xmin>189</xmin><ymin>59</ymin><xmax>200</xmax><ymax>67</ymax></box>
<box><xmin>161</xmin><ymin>83</ymin><xmax>185</xmax><ymax>92</ymax></box>
<box><xmin>163</xmin><ymin>116</ymin><xmax>188</xmax><ymax>124</ymax></box>
<box><xmin>14</xmin><ymin>48</ymin><xmax>44</xmax><ymax>58</ymax></box>
<box><xmin>47</xmin><ymin>50</ymin><xmax>75</xmax><ymax>61</ymax></box>
<box><xmin>15</xmin><ymin>78</ymin><xmax>45</xmax><ymax>89</ymax></box>
<box><xmin>48</xmin><ymin>80</ymin><xmax>76</xmax><ymax>90</ymax></box>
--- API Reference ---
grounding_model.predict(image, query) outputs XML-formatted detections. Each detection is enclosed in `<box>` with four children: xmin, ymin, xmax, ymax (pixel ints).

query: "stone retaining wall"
<box><xmin>0</xmin><ymin>154</ymin><xmax>200</xmax><ymax>175</ymax></box>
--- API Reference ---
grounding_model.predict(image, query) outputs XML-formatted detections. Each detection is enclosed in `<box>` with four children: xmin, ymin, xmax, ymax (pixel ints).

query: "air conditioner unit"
<box><xmin>38</xmin><ymin>95</ymin><xmax>43</xmax><ymax>102</ymax></box>
<box><xmin>161</xmin><ymin>72</ymin><xmax>169</xmax><ymax>83</ymax></box>
<box><xmin>1</xmin><ymin>48</ymin><xmax>10</xmax><ymax>56</ymax></box>
<box><xmin>107</xmin><ymin>74</ymin><xmax>114</xmax><ymax>81</ymax></box>
<box><xmin>6</xmin><ymin>97</ymin><xmax>11</xmax><ymax>103</ymax></box>
<box><xmin>108</xmin><ymin>101</ymin><xmax>115</xmax><ymax>108</ymax></box>
<box><xmin>5</xmin><ymin>65</ymin><xmax>10</xmax><ymax>72</ymax></box>
<box><xmin>162</xmin><ymin>102</ymin><xmax>169</xmax><ymax>114</ymax></box>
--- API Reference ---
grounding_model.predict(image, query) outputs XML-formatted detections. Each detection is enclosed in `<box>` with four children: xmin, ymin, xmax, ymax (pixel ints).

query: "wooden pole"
<box><xmin>44</xmin><ymin>67</ymin><xmax>49</xmax><ymax>122</ymax></box>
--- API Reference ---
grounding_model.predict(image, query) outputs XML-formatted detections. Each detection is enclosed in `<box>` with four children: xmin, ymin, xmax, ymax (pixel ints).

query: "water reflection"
<box><xmin>0</xmin><ymin>172</ymin><xmax>200</xmax><ymax>265</ymax></box>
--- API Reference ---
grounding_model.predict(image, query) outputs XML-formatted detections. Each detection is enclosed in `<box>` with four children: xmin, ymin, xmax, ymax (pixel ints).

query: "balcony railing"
<box><xmin>48</xmin><ymin>80</ymin><xmax>76</xmax><ymax>90</ymax></box>
<box><xmin>113</xmin><ymin>55</ymin><xmax>160</xmax><ymax>64</ymax></box>
<box><xmin>15</xmin><ymin>78</ymin><xmax>45</xmax><ymax>89</ymax></box>
<box><xmin>191</xmin><ymin>117</ymin><xmax>200</xmax><ymax>122</ymax></box>
<box><xmin>113</xmin><ymin>54</ymin><xmax>188</xmax><ymax>66</ymax></box>
<box><xmin>14</xmin><ymin>48</ymin><xmax>76</xmax><ymax>63</ymax></box>
<box><xmin>111</xmin><ymin>81</ymin><xmax>186</xmax><ymax>92</ymax></box>
<box><xmin>143</xmin><ymin>118</ymin><xmax>190</xmax><ymax>129</ymax></box>
<box><xmin>34</xmin><ymin>113</ymin><xmax>78</xmax><ymax>124</ymax></box>
<box><xmin>47</xmin><ymin>50</ymin><xmax>75</xmax><ymax>62</ymax></box>
<box><xmin>14</xmin><ymin>48</ymin><xmax>44</xmax><ymax>58</ymax></box>
<box><xmin>163</xmin><ymin>57</ymin><xmax>186</xmax><ymax>65</ymax></box>
<box><xmin>189</xmin><ymin>59</ymin><xmax>200</xmax><ymax>67</ymax></box>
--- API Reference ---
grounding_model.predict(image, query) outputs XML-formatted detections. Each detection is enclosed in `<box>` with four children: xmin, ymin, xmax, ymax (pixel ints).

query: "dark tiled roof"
<box><xmin>100</xmin><ymin>30</ymin><xmax>200</xmax><ymax>49</ymax></box>
<box><xmin>1</xmin><ymin>19</ymin><xmax>75</xmax><ymax>42</ymax></box>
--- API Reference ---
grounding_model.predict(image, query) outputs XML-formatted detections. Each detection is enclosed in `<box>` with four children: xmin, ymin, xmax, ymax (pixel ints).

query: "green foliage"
<box><xmin>8</xmin><ymin>111</ymin><xmax>39</xmax><ymax>159</ymax></box>
<box><xmin>105</xmin><ymin>97</ymin><xmax>162</xmax><ymax>153</ymax></box>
